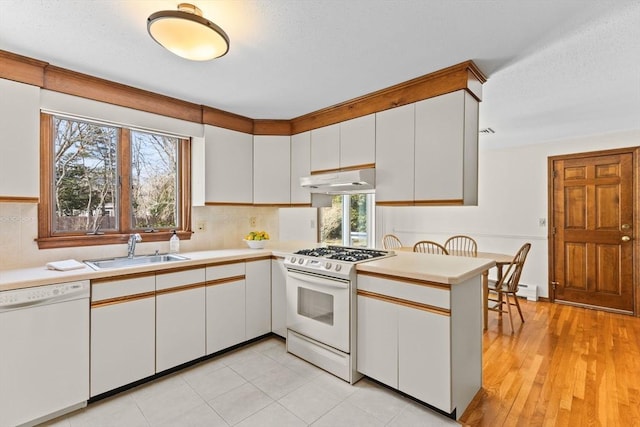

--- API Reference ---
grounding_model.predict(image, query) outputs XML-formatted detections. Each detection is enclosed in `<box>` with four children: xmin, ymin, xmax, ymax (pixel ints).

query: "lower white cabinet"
<box><xmin>356</xmin><ymin>295</ymin><xmax>398</xmax><ymax>387</ymax></box>
<box><xmin>90</xmin><ymin>274</ymin><xmax>156</xmax><ymax>397</ymax></box>
<box><xmin>271</xmin><ymin>258</ymin><xmax>287</xmax><ymax>338</ymax></box>
<box><xmin>398</xmin><ymin>304</ymin><xmax>451</xmax><ymax>411</ymax></box>
<box><xmin>206</xmin><ymin>262</ymin><xmax>246</xmax><ymax>354</ymax></box>
<box><xmin>246</xmin><ymin>259</ymin><xmax>272</xmax><ymax>339</ymax></box>
<box><xmin>356</xmin><ymin>273</ymin><xmax>482</xmax><ymax>418</ymax></box>
<box><xmin>156</xmin><ymin>268</ymin><xmax>206</xmax><ymax>372</ymax></box>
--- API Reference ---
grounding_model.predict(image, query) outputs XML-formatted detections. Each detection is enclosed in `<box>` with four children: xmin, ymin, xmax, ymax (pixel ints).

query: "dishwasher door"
<box><xmin>0</xmin><ymin>280</ymin><xmax>90</xmax><ymax>427</ymax></box>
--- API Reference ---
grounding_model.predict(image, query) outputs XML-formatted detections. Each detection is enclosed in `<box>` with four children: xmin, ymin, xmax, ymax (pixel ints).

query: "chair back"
<box><xmin>382</xmin><ymin>234</ymin><xmax>402</xmax><ymax>250</ymax></box>
<box><xmin>413</xmin><ymin>240</ymin><xmax>449</xmax><ymax>255</ymax></box>
<box><xmin>498</xmin><ymin>243</ymin><xmax>531</xmax><ymax>293</ymax></box>
<box><xmin>444</xmin><ymin>235</ymin><xmax>477</xmax><ymax>256</ymax></box>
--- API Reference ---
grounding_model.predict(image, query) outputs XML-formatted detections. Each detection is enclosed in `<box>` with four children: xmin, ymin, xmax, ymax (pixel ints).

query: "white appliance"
<box><xmin>284</xmin><ymin>246</ymin><xmax>394</xmax><ymax>383</ymax></box>
<box><xmin>300</xmin><ymin>168</ymin><xmax>375</xmax><ymax>194</ymax></box>
<box><xmin>0</xmin><ymin>280</ymin><xmax>90</xmax><ymax>427</ymax></box>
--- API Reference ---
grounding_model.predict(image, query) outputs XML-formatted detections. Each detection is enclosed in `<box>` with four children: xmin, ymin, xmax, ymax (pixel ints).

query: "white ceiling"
<box><xmin>1</xmin><ymin>1</ymin><xmax>639</xmax><ymax>149</ymax></box>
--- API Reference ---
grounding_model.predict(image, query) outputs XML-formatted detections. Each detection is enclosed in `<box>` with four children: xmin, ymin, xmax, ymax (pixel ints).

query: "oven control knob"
<box><xmin>335</xmin><ymin>264</ymin><xmax>342</xmax><ymax>272</ymax></box>
<box><xmin>298</xmin><ymin>258</ymin><xmax>304</xmax><ymax>265</ymax></box>
<box><xmin>290</xmin><ymin>256</ymin><xmax>296</xmax><ymax>264</ymax></box>
<box><xmin>325</xmin><ymin>262</ymin><xmax>332</xmax><ymax>269</ymax></box>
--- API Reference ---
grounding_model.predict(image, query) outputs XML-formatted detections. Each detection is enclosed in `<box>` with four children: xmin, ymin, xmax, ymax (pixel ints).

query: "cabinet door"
<box><xmin>398</xmin><ymin>305</ymin><xmax>451</xmax><ymax>412</ymax></box>
<box><xmin>356</xmin><ymin>294</ymin><xmax>398</xmax><ymax>388</ymax></box>
<box><xmin>254</xmin><ymin>135</ymin><xmax>291</xmax><ymax>204</ymax></box>
<box><xmin>311</xmin><ymin>123</ymin><xmax>340</xmax><ymax>172</ymax></box>
<box><xmin>290</xmin><ymin>131</ymin><xmax>311</xmax><ymax>205</ymax></box>
<box><xmin>90</xmin><ymin>297</ymin><xmax>155</xmax><ymax>396</ymax></box>
<box><xmin>204</xmin><ymin>125</ymin><xmax>253</xmax><ymax>204</ymax></box>
<box><xmin>340</xmin><ymin>114</ymin><xmax>375</xmax><ymax>168</ymax></box>
<box><xmin>156</xmin><ymin>269</ymin><xmax>206</xmax><ymax>372</ymax></box>
<box><xmin>375</xmin><ymin>104</ymin><xmax>415</xmax><ymax>203</ymax></box>
<box><xmin>206</xmin><ymin>279</ymin><xmax>246</xmax><ymax>354</ymax></box>
<box><xmin>0</xmin><ymin>79</ymin><xmax>39</xmax><ymax>198</ymax></box>
<box><xmin>246</xmin><ymin>259</ymin><xmax>272</xmax><ymax>339</ymax></box>
<box><xmin>271</xmin><ymin>258</ymin><xmax>287</xmax><ymax>338</ymax></box>
<box><xmin>90</xmin><ymin>275</ymin><xmax>156</xmax><ymax>397</ymax></box>
<box><xmin>415</xmin><ymin>90</ymin><xmax>478</xmax><ymax>205</ymax></box>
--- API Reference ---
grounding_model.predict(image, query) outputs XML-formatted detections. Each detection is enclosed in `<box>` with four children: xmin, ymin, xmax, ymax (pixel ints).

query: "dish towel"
<box><xmin>46</xmin><ymin>259</ymin><xmax>86</xmax><ymax>271</ymax></box>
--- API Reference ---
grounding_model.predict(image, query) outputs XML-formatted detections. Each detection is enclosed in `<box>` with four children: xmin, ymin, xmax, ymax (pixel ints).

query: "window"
<box><xmin>319</xmin><ymin>194</ymin><xmax>375</xmax><ymax>247</ymax></box>
<box><xmin>38</xmin><ymin>113</ymin><xmax>192</xmax><ymax>248</ymax></box>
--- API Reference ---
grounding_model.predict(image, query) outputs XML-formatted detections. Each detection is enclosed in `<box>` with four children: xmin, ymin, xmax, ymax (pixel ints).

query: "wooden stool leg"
<box><xmin>504</xmin><ymin>292</ymin><xmax>515</xmax><ymax>334</ymax></box>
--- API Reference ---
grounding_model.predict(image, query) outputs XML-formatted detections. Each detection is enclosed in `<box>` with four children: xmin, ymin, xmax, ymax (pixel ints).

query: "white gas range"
<box><xmin>284</xmin><ymin>246</ymin><xmax>395</xmax><ymax>383</ymax></box>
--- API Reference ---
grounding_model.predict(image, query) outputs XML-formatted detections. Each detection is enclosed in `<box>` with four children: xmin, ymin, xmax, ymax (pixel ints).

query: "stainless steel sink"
<box><xmin>84</xmin><ymin>253</ymin><xmax>189</xmax><ymax>270</ymax></box>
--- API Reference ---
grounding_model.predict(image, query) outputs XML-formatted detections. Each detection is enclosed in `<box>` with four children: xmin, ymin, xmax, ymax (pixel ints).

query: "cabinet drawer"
<box><xmin>357</xmin><ymin>273</ymin><xmax>450</xmax><ymax>310</ymax></box>
<box><xmin>91</xmin><ymin>274</ymin><xmax>155</xmax><ymax>302</ymax></box>
<box><xmin>156</xmin><ymin>268</ymin><xmax>206</xmax><ymax>291</ymax></box>
<box><xmin>206</xmin><ymin>262</ymin><xmax>245</xmax><ymax>281</ymax></box>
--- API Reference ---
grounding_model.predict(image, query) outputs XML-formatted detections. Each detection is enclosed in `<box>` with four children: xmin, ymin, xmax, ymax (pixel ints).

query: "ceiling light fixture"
<box><xmin>147</xmin><ymin>3</ymin><xmax>229</xmax><ymax>61</ymax></box>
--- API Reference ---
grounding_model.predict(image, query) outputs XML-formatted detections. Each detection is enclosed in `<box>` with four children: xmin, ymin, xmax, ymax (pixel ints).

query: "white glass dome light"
<box><xmin>147</xmin><ymin>3</ymin><xmax>229</xmax><ymax>61</ymax></box>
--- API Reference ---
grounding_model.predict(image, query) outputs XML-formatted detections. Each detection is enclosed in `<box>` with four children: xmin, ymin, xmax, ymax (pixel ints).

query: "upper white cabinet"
<box><xmin>310</xmin><ymin>123</ymin><xmax>340</xmax><ymax>172</ymax></box>
<box><xmin>340</xmin><ymin>113</ymin><xmax>376</xmax><ymax>168</ymax></box>
<box><xmin>375</xmin><ymin>103</ymin><xmax>415</xmax><ymax>203</ymax></box>
<box><xmin>310</xmin><ymin>115</ymin><xmax>376</xmax><ymax>173</ymax></box>
<box><xmin>253</xmin><ymin>135</ymin><xmax>291</xmax><ymax>205</ymax></box>
<box><xmin>290</xmin><ymin>131</ymin><xmax>311</xmax><ymax>205</ymax></box>
<box><xmin>376</xmin><ymin>90</ymin><xmax>479</xmax><ymax>205</ymax></box>
<box><xmin>203</xmin><ymin>125</ymin><xmax>253</xmax><ymax>204</ymax></box>
<box><xmin>415</xmin><ymin>90</ymin><xmax>478</xmax><ymax>204</ymax></box>
<box><xmin>0</xmin><ymin>79</ymin><xmax>39</xmax><ymax>199</ymax></box>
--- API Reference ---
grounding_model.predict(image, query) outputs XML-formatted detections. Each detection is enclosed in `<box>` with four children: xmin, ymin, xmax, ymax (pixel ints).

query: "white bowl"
<box><xmin>243</xmin><ymin>239</ymin><xmax>267</xmax><ymax>249</ymax></box>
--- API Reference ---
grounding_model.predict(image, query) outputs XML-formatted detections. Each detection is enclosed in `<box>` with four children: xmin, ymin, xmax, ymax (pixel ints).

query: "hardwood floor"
<box><xmin>459</xmin><ymin>299</ymin><xmax>640</xmax><ymax>426</ymax></box>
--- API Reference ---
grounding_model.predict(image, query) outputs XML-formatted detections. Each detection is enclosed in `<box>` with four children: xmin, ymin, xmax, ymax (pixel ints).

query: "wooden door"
<box><xmin>550</xmin><ymin>148</ymin><xmax>636</xmax><ymax>313</ymax></box>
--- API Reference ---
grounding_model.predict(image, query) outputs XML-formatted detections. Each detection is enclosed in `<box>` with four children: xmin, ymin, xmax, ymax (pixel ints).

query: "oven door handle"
<box><xmin>287</xmin><ymin>271</ymin><xmax>349</xmax><ymax>289</ymax></box>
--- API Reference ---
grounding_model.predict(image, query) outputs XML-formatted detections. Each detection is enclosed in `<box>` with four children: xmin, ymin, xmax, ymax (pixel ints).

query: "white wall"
<box><xmin>377</xmin><ymin>129</ymin><xmax>640</xmax><ymax>298</ymax></box>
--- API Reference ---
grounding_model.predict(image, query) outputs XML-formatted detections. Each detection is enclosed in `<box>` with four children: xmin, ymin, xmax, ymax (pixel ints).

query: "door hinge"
<box><xmin>551</xmin><ymin>281</ymin><xmax>559</xmax><ymax>290</ymax></box>
<box><xmin>552</xmin><ymin>227</ymin><xmax>556</xmax><ymax>235</ymax></box>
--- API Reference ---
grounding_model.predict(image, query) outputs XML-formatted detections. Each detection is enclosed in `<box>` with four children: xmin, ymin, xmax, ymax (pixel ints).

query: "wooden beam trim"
<box><xmin>290</xmin><ymin>60</ymin><xmax>485</xmax><ymax>134</ymax></box>
<box><xmin>43</xmin><ymin>65</ymin><xmax>202</xmax><ymax>123</ymax></box>
<box><xmin>0</xmin><ymin>50</ymin><xmax>46</xmax><ymax>86</ymax></box>
<box><xmin>311</xmin><ymin>163</ymin><xmax>375</xmax><ymax>175</ymax></box>
<box><xmin>202</xmin><ymin>106</ymin><xmax>254</xmax><ymax>134</ymax></box>
<box><xmin>253</xmin><ymin>119</ymin><xmax>292</xmax><ymax>135</ymax></box>
<box><xmin>414</xmin><ymin>199</ymin><xmax>464</xmax><ymax>206</ymax></box>
<box><xmin>358</xmin><ymin>270</ymin><xmax>451</xmax><ymax>290</ymax></box>
<box><xmin>357</xmin><ymin>289</ymin><xmax>451</xmax><ymax>316</ymax></box>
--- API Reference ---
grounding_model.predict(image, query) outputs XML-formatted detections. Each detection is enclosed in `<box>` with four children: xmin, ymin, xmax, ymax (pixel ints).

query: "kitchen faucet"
<box><xmin>127</xmin><ymin>233</ymin><xmax>142</xmax><ymax>258</ymax></box>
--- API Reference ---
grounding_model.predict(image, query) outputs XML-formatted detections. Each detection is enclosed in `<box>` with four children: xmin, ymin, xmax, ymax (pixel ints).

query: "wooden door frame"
<box><xmin>548</xmin><ymin>146</ymin><xmax>640</xmax><ymax>316</ymax></box>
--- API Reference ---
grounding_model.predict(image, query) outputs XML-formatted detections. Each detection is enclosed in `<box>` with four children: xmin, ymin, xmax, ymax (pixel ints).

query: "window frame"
<box><xmin>318</xmin><ymin>193</ymin><xmax>375</xmax><ymax>247</ymax></box>
<box><xmin>37</xmin><ymin>112</ymin><xmax>192</xmax><ymax>249</ymax></box>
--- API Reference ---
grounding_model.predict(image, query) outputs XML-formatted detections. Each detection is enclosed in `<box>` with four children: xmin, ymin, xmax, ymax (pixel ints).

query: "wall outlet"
<box><xmin>539</xmin><ymin>218</ymin><xmax>547</xmax><ymax>227</ymax></box>
<box><xmin>249</xmin><ymin>216</ymin><xmax>257</xmax><ymax>227</ymax></box>
<box><xmin>196</xmin><ymin>221</ymin><xmax>206</xmax><ymax>231</ymax></box>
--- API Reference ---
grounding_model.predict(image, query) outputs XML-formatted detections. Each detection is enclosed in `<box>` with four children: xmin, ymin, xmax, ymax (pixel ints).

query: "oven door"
<box><xmin>286</xmin><ymin>269</ymin><xmax>350</xmax><ymax>353</ymax></box>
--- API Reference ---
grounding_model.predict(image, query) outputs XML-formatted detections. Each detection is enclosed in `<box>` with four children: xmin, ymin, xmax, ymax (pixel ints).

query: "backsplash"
<box><xmin>0</xmin><ymin>202</ymin><xmax>279</xmax><ymax>270</ymax></box>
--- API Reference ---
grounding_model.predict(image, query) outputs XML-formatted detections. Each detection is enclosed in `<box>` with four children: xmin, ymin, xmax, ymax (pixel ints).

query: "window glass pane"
<box><xmin>319</xmin><ymin>195</ymin><xmax>343</xmax><ymax>245</ymax></box>
<box><xmin>53</xmin><ymin>117</ymin><xmax>118</xmax><ymax>233</ymax></box>
<box><xmin>130</xmin><ymin>130</ymin><xmax>179</xmax><ymax>230</ymax></box>
<box><xmin>349</xmin><ymin>194</ymin><xmax>370</xmax><ymax>247</ymax></box>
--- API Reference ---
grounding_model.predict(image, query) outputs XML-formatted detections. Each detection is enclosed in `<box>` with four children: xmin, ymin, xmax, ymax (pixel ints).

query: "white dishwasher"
<box><xmin>0</xmin><ymin>280</ymin><xmax>90</xmax><ymax>427</ymax></box>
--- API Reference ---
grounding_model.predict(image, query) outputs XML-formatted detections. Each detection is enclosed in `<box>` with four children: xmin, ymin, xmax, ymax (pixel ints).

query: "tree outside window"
<box><xmin>38</xmin><ymin>113</ymin><xmax>190</xmax><ymax>248</ymax></box>
<box><xmin>319</xmin><ymin>194</ymin><xmax>374</xmax><ymax>247</ymax></box>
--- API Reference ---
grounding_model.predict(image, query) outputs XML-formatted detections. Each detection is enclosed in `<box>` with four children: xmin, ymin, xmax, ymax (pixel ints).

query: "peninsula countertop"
<box><xmin>355</xmin><ymin>251</ymin><xmax>495</xmax><ymax>285</ymax></box>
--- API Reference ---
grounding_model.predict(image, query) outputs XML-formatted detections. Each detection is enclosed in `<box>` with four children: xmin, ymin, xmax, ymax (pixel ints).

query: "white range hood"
<box><xmin>300</xmin><ymin>168</ymin><xmax>375</xmax><ymax>194</ymax></box>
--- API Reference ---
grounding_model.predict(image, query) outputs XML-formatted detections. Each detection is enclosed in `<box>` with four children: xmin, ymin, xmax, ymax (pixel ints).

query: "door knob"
<box><xmin>621</xmin><ymin>235</ymin><xmax>632</xmax><ymax>242</ymax></box>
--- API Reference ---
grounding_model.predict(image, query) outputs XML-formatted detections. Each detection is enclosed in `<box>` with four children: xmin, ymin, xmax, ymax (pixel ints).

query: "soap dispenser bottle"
<box><xmin>169</xmin><ymin>230</ymin><xmax>180</xmax><ymax>253</ymax></box>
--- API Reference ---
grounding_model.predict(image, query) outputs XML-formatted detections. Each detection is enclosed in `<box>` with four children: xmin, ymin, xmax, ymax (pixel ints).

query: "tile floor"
<box><xmin>44</xmin><ymin>337</ymin><xmax>459</xmax><ymax>426</ymax></box>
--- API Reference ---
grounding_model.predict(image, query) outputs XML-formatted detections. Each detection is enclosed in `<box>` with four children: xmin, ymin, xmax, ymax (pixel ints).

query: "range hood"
<box><xmin>300</xmin><ymin>168</ymin><xmax>375</xmax><ymax>194</ymax></box>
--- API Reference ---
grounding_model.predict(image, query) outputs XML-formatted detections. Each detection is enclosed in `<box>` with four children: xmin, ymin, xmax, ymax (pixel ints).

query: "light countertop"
<box><xmin>356</xmin><ymin>251</ymin><xmax>495</xmax><ymax>285</ymax></box>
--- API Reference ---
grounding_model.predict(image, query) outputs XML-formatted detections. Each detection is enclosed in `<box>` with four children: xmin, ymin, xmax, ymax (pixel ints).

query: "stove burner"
<box><xmin>293</xmin><ymin>246</ymin><xmax>390</xmax><ymax>263</ymax></box>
